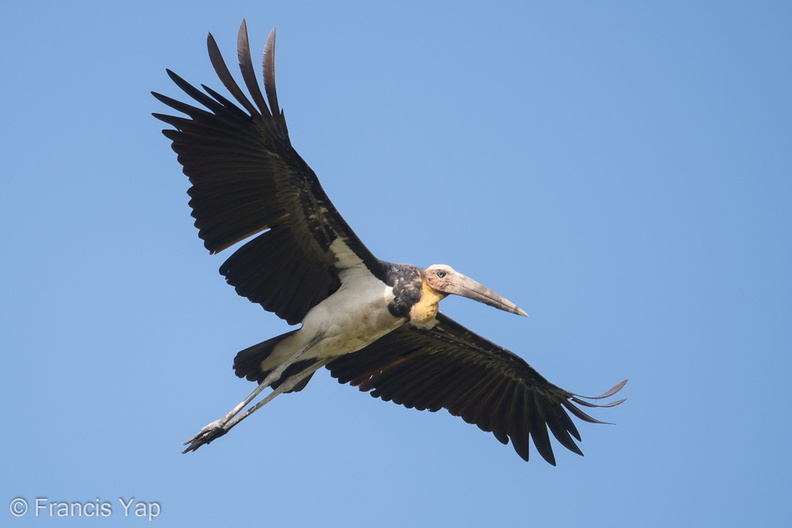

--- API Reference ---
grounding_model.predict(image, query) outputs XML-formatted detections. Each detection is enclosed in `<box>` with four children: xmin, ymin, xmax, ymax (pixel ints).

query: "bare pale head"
<box><xmin>424</xmin><ymin>264</ymin><xmax>528</xmax><ymax>317</ymax></box>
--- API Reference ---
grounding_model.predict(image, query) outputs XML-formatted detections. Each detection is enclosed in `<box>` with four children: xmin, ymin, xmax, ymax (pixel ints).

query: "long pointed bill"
<box><xmin>445</xmin><ymin>273</ymin><xmax>528</xmax><ymax>317</ymax></box>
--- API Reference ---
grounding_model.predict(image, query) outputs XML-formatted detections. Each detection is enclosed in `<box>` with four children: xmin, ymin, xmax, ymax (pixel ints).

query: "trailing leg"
<box><xmin>183</xmin><ymin>334</ymin><xmax>323</xmax><ymax>453</ymax></box>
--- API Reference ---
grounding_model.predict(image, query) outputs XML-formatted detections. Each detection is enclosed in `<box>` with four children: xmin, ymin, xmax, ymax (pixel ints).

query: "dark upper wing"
<box><xmin>152</xmin><ymin>21</ymin><xmax>383</xmax><ymax>325</ymax></box>
<box><xmin>327</xmin><ymin>313</ymin><xmax>626</xmax><ymax>465</ymax></box>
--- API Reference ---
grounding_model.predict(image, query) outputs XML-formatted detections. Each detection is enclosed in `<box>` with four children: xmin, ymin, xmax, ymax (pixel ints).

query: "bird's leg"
<box><xmin>222</xmin><ymin>357</ymin><xmax>332</xmax><ymax>431</ymax></box>
<box><xmin>182</xmin><ymin>335</ymin><xmax>323</xmax><ymax>453</ymax></box>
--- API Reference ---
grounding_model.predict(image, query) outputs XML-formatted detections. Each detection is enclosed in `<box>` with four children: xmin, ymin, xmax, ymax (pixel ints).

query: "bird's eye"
<box><xmin>436</xmin><ymin>270</ymin><xmax>446</xmax><ymax>278</ymax></box>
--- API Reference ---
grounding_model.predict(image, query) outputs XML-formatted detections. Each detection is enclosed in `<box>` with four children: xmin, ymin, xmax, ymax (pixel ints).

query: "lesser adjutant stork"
<box><xmin>153</xmin><ymin>20</ymin><xmax>626</xmax><ymax>464</ymax></box>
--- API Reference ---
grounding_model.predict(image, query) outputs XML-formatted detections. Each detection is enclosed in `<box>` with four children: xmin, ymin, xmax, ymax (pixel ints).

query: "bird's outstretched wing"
<box><xmin>152</xmin><ymin>20</ymin><xmax>382</xmax><ymax>325</ymax></box>
<box><xmin>327</xmin><ymin>313</ymin><xmax>627</xmax><ymax>465</ymax></box>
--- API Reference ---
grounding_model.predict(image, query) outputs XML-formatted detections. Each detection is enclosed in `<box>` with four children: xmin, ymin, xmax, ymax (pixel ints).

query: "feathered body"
<box><xmin>152</xmin><ymin>21</ymin><xmax>626</xmax><ymax>464</ymax></box>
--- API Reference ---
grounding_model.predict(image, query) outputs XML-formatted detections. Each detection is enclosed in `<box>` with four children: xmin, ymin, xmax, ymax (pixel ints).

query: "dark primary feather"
<box><xmin>152</xmin><ymin>20</ymin><xmax>384</xmax><ymax>325</ymax></box>
<box><xmin>327</xmin><ymin>313</ymin><xmax>627</xmax><ymax>465</ymax></box>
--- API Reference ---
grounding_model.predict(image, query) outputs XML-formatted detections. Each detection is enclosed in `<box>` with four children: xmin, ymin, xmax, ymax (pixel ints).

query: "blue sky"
<box><xmin>2</xmin><ymin>1</ymin><xmax>791</xmax><ymax>526</ymax></box>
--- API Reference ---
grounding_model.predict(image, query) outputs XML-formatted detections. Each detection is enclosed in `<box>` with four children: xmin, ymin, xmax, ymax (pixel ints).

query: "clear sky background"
<box><xmin>2</xmin><ymin>1</ymin><xmax>790</xmax><ymax>526</ymax></box>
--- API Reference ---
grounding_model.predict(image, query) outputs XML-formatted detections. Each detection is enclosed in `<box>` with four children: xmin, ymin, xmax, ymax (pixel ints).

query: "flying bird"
<box><xmin>152</xmin><ymin>20</ymin><xmax>626</xmax><ymax>465</ymax></box>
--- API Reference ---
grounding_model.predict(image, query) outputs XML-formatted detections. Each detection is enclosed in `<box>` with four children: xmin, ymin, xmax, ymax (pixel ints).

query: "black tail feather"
<box><xmin>232</xmin><ymin>330</ymin><xmax>318</xmax><ymax>392</ymax></box>
<box><xmin>233</xmin><ymin>330</ymin><xmax>297</xmax><ymax>382</ymax></box>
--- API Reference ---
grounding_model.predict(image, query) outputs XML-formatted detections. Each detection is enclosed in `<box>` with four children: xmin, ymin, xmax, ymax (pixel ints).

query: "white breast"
<box><xmin>298</xmin><ymin>267</ymin><xmax>401</xmax><ymax>358</ymax></box>
<box><xmin>263</xmin><ymin>238</ymin><xmax>404</xmax><ymax>368</ymax></box>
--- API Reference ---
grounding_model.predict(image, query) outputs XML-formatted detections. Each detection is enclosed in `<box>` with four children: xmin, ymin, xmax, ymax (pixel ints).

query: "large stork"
<box><xmin>153</xmin><ymin>21</ymin><xmax>626</xmax><ymax>465</ymax></box>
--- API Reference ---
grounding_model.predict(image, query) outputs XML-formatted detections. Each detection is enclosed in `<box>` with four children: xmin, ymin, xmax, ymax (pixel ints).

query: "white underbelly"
<box><xmin>264</xmin><ymin>270</ymin><xmax>402</xmax><ymax>369</ymax></box>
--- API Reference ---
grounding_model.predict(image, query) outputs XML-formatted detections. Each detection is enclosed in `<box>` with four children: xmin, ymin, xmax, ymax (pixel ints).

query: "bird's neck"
<box><xmin>409</xmin><ymin>281</ymin><xmax>448</xmax><ymax>324</ymax></box>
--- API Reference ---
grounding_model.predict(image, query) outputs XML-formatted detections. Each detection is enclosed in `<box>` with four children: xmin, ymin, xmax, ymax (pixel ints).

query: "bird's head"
<box><xmin>423</xmin><ymin>264</ymin><xmax>528</xmax><ymax>317</ymax></box>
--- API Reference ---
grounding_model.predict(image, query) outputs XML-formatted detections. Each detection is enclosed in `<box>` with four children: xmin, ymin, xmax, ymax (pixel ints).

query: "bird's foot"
<box><xmin>182</xmin><ymin>419</ymin><xmax>229</xmax><ymax>453</ymax></box>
